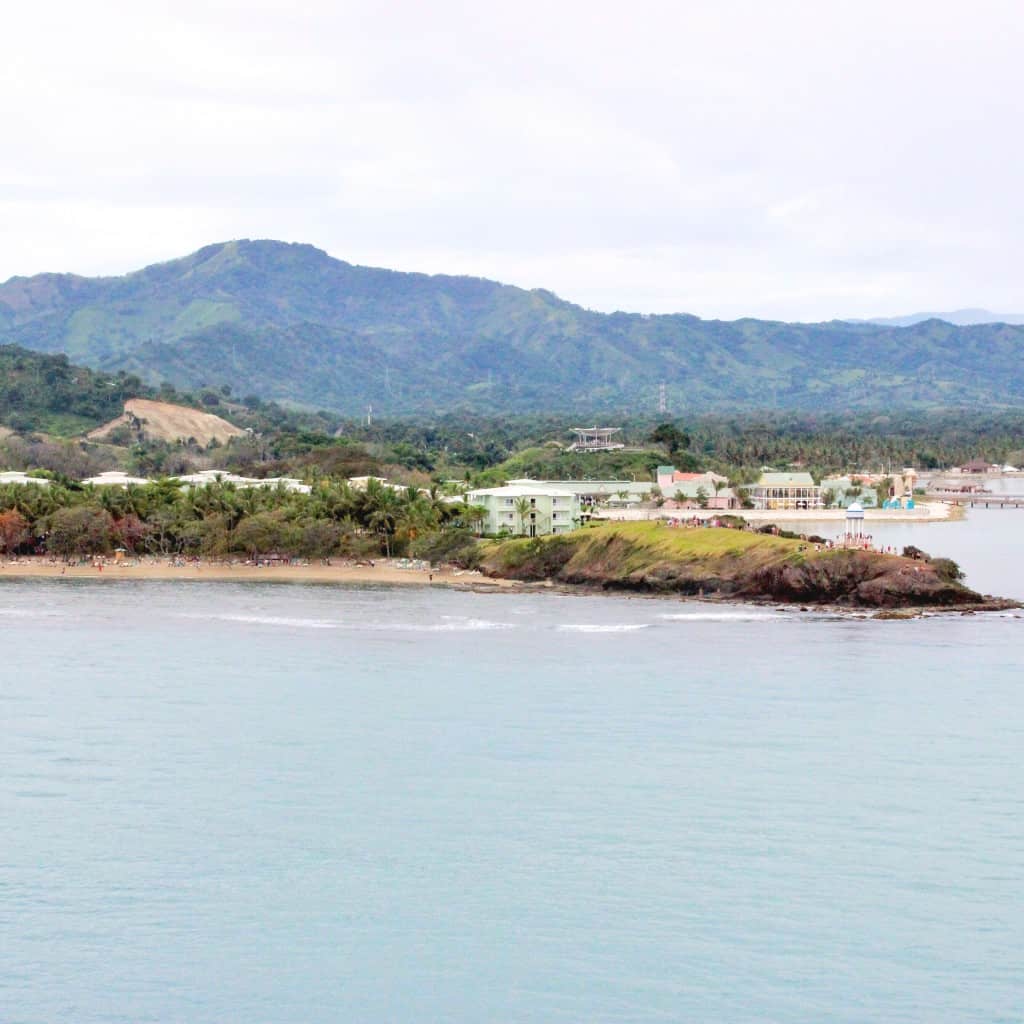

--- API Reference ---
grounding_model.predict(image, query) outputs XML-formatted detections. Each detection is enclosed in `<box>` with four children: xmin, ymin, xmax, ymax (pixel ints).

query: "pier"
<box><xmin>929</xmin><ymin>491</ymin><xmax>1024</xmax><ymax>509</ymax></box>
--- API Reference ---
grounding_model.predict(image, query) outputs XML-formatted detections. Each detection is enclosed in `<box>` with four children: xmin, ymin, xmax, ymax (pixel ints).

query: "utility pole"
<box><xmin>658</xmin><ymin>381</ymin><xmax>667</xmax><ymax>415</ymax></box>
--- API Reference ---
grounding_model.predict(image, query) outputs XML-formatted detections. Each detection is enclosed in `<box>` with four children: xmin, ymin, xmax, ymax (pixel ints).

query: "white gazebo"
<box><xmin>568</xmin><ymin>427</ymin><xmax>624</xmax><ymax>452</ymax></box>
<box><xmin>845</xmin><ymin>501</ymin><xmax>865</xmax><ymax>541</ymax></box>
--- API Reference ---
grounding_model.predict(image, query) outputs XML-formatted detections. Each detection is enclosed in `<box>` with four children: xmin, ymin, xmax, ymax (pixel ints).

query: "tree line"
<box><xmin>0</xmin><ymin>478</ymin><xmax>482</xmax><ymax>562</ymax></box>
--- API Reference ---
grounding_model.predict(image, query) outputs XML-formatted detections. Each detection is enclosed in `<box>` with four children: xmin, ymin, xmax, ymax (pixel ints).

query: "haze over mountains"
<box><xmin>861</xmin><ymin>310</ymin><xmax>1024</xmax><ymax>328</ymax></box>
<box><xmin>2</xmin><ymin>239</ymin><xmax>1023</xmax><ymax>416</ymax></box>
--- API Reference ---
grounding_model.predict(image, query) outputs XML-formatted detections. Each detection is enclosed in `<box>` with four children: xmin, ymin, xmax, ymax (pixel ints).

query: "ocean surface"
<box><xmin>2</xmin><ymin>511</ymin><xmax>1023</xmax><ymax>1023</ymax></box>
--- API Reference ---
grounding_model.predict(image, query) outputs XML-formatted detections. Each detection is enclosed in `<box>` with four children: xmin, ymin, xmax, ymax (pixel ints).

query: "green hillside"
<box><xmin>2</xmin><ymin>239</ymin><xmax>1023</xmax><ymax>415</ymax></box>
<box><xmin>0</xmin><ymin>345</ymin><xmax>150</xmax><ymax>435</ymax></box>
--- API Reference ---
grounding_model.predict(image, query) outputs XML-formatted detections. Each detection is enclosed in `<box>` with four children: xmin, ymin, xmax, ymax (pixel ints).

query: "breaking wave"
<box><xmin>556</xmin><ymin>623</ymin><xmax>651</xmax><ymax>633</ymax></box>
<box><xmin>215</xmin><ymin>614</ymin><xmax>340</xmax><ymax>629</ymax></box>
<box><xmin>381</xmin><ymin>618</ymin><xmax>516</xmax><ymax>632</ymax></box>
<box><xmin>189</xmin><ymin>613</ymin><xmax>516</xmax><ymax>632</ymax></box>
<box><xmin>658</xmin><ymin>611</ymin><xmax>784</xmax><ymax>622</ymax></box>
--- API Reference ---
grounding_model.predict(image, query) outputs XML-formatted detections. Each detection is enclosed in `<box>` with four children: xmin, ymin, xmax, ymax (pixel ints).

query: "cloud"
<box><xmin>1</xmin><ymin>0</ymin><xmax>1021</xmax><ymax>319</ymax></box>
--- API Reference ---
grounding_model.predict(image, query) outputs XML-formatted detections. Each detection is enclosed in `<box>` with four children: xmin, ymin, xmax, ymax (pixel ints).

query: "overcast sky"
<box><xmin>2</xmin><ymin>0</ymin><xmax>1022</xmax><ymax>320</ymax></box>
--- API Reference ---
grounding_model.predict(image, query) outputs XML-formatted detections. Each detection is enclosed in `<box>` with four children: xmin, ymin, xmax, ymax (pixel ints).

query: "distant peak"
<box><xmin>194</xmin><ymin>239</ymin><xmax>331</xmax><ymax>260</ymax></box>
<box><xmin>857</xmin><ymin>308</ymin><xmax>1024</xmax><ymax>327</ymax></box>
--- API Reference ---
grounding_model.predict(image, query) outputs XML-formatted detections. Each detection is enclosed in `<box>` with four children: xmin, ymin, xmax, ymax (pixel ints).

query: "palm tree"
<box><xmin>365</xmin><ymin>485</ymin><xmax>401</xmax><ymax>557</ymax></box>
<box><xmin>96</xmin><ymin>486</ymin><xmax>127</xmax><ymax>518</ymax></box>
<box><xmin>425</xmin><ymin>485</ymin><xmax>454</xmax><ymax>526</ymax></box>
<box><xmin>368</xmin><ymin>507</ymin><xmax>396</xmax><ymax>557</ymax></box>
<box><xmin>514</xmin><ymin>496</ymin><xmax>533</xmax><ymax>536</ymax></box>
<box><xmin>464</xmin><ymin>504</ymin><xmax>487</xmax><ymax>536</ymax></box>
<box><xmin>395</xmin><ymin>496</ymin><xmax>435</xmax><ymax>556</ymax></box>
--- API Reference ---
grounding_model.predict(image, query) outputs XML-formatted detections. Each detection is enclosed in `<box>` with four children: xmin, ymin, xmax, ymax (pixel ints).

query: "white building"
<box><xmin>506</xmin><ymin>478</ymin><xmax>653</xmax><ymax>502</ymax></box>
<box><xmin>82</xmin><ymin>471</ymin><xmax>151</xmax><ymax>486</ymax></box>
<box><xmin>346</xmin><ymin>475</ymin><xmax>391</xmax><ymax>490</ymax></box>
<box><xmin>465</xmin><ymin>484</ymin><xmax>580</xmax><ymax>536</ymax></box>
<box><xmin>76</xmin><ymin>469</ymin><xmax>310</xmax><ymax>493</ymax></box>
<box><xmin>0</xmin><ymin>471</ymin><xmax>51</xmax><ymax>486</ymax></box>
<box><xmin>175</xmin><ymin>469</ymin><xmax>310</xmax><ymax>493</ymax></box>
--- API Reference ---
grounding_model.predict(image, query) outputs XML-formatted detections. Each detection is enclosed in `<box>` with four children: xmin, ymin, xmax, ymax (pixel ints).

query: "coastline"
<box><xmin>0</xmin><ymin>557</ymin><xmax>517</xmax><ymax>589</ymax></box>
<box><xmin>0</xmin><ymin>555</ymin><xmax>1015</xmax><ymax>617</ymax></box>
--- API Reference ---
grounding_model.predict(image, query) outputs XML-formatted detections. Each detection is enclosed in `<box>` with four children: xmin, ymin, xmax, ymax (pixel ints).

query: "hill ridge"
<box><xmin>2</xmin><ymin>240</ymin><xmax>1024</xmax><ymax>415</ymax></box>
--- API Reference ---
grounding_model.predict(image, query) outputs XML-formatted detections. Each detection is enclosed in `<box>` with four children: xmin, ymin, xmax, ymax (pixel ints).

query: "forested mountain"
<box><xmin>3</xmin><ymin>239</ymin><xmax>1024</xmax><ymax>415</ymax></box>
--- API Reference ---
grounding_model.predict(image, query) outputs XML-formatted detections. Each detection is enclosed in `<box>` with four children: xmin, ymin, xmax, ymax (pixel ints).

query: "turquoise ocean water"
<box><xmin>2</xmin><ymin>511</ymin><xmax>1023</xmax><ymax>1022</ymax></box>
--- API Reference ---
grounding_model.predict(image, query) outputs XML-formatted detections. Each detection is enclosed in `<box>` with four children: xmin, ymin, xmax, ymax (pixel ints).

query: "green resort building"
<box><xmin>819</xmin><ymin>476</ymin><xmax>879</xmax><ymax>509</ymax></box>
<box><xmin>465</xmin><ymin>484</ymin><xmax>581</xmax><ymax>537</ymax></box>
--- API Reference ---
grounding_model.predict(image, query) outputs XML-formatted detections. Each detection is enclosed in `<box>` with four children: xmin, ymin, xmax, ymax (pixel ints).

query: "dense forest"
<box><xmin>331</xmin><ymin>409</ymin><xmax>1024</xmax><ymax>483</ymax></box>
<box><xmin>3</xmin><ymin>377</ymin><xmax>1024</xmax><ymax>489</ymax></box>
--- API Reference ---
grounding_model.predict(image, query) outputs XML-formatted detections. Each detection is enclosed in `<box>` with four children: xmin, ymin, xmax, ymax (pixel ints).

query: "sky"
<box><xmin>2</xmin><ymin>0</ymin><xmax>1022</xmax><ymax>321</ymax></box>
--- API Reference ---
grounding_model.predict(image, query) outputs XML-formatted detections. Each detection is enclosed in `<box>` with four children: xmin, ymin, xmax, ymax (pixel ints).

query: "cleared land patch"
<box><xmin>87</xmin><ymin>398</ymin><xmax>246</xmax><ymax>446</ymax></box>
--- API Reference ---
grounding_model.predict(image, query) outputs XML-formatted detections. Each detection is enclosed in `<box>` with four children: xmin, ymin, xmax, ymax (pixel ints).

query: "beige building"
<box><xmin>750</xmin><ymin>472</ymin><xmax>822</xmax><ymax>510</ymax></box>
<box><xmin>662</xmin><ymin>479</ymin><xmax>739</xmax><ymax>510</ymax></box>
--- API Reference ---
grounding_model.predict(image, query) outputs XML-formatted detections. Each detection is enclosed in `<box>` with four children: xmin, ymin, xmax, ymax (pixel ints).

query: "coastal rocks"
<box><xmin>741</xmin><ymin>552</ymin><xmax>980</xmax><ymax>607</ymax></box>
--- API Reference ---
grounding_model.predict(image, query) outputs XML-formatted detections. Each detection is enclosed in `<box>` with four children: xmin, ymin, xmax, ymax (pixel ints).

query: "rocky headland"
<box><xmin>480</xmin><ymin>522</ymin><xmax>1016</xmax><ymax>610</ymax></box>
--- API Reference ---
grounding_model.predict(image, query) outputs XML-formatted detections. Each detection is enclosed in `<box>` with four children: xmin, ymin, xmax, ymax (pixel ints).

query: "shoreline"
<box><xmin>0</xmin><ymin>557</ymin><xmax>517</xmax><ymax>589</ymax></box>
<box><xmin>0</xmin><ymin>557</ymin><xmax>1015</xmax><ymax>616</ymax></box>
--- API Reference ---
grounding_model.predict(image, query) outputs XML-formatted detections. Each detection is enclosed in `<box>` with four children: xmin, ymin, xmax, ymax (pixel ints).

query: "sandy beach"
<box><xmin>0</xmin><ymin>557</ymin><xmax>518</xmax><ymax>588</ymax></box>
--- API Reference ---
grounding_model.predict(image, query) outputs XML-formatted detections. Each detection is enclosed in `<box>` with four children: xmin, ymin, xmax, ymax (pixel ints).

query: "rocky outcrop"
<box><xmin>736</xmin><ymin>552</ymin><xmax>977</xmax><ymax>607</ymax></box>
<box><xmin>480</xmin><ymin>523</ymin><xmax>1004</xmax><ymax>609</ymax></box>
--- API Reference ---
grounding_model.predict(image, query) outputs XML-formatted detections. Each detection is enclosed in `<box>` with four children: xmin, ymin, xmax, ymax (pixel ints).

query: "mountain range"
<box><xmin>2</xmin><ymin>239</ymin><xmax>1023</xmax><ymax>415</ymax></box>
